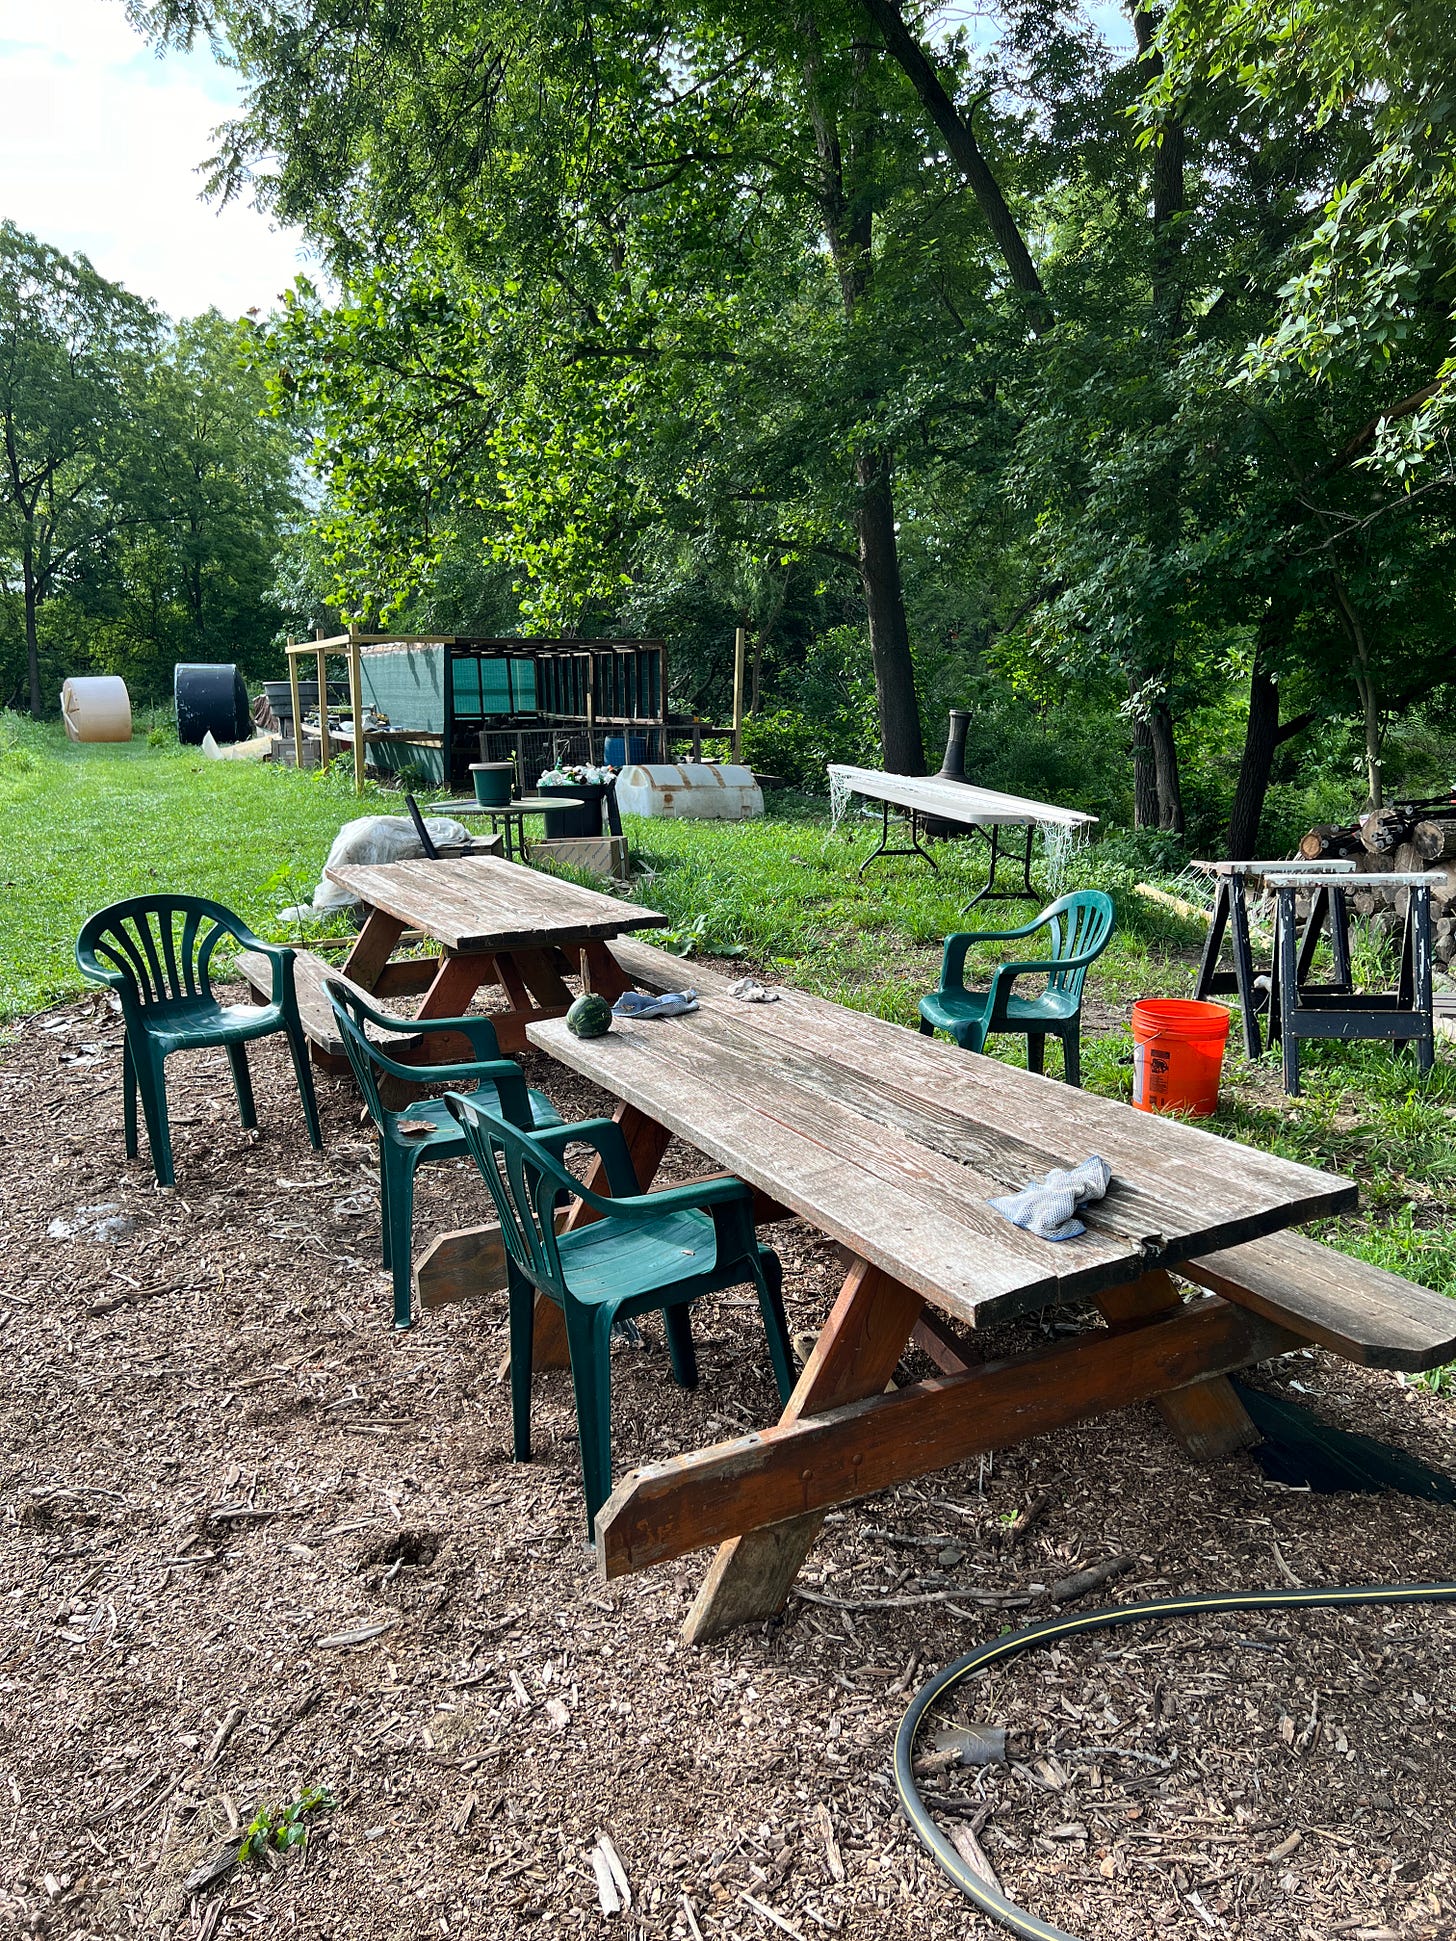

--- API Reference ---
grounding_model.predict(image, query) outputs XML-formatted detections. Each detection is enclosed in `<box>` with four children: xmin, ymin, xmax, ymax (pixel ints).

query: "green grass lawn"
<box><xmin>5</xmin><ymin>714</ymin><xmax>1453</xmax><ymax>1357</ymax></box>
<box><xmin>0</xmin><ymin>713</ymin><xmax>396</xmax><ymax>1018</ymax></box>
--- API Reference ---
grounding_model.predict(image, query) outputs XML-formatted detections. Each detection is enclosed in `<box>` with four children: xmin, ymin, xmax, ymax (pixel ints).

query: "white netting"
<box><xmin>828</xmin><ymin>768</ymin><xmax>856</xmax><ymax>832</ymax></box>
<box><xmin>1039</xmin><ymin>820</ymin><xmax>1086</xmax><ymax>897</ymax></box>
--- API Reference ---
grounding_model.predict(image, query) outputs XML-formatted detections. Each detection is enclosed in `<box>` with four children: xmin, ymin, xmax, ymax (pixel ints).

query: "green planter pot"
<box><xmin>469</xmin><ymin>761</ymin><xmax>516</xmax><ymax>808</ymax></box>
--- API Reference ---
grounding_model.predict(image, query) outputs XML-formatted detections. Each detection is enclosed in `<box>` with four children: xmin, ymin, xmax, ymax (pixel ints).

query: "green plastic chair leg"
<box><xmin>918</xmin><ymin>1017</ymin><xmax>933</xmax><ymax>1036</ymax></box>
<box><xmin>385</xmin><ymin>1153</ymin><xmax>418</xmax><ymax>1328</ymax></box>
<box><xmin>136</xmin><ymin>1043</ymin><xmax>176</xmax><ymax>1187</ymax></box>
<box><xmin>227</xmin><ymin>1043</ymin><xmax>258</xmax><ymax>1129</ymax></box>
<box><xmin>286</xmin><ymin>1023</ymin><xmax>323</xmax><ymax>1150</ymax></box>
<box><xmin>507</xmin><ymin>1272</ymin><xmax>537</xmax><ymax>1461</ymax></box>
<box><xmin>663</xmin><ymin>1304</ymin><xmax>698</xmax><ymax>1388</ymax></box>
<box><xmin>378</xmin><ymin>1149</ymin><xmax>394</xmax><ymax>1270</ymax></box>
<box><xmin>562</xmin><ymin>1302</ymin><xmax>616</xmax><ymax>1535</ymax></box>
<box><xmin>1063</xmin><ymin>1027</ymin><xmax>1082</xmax><ymax>1088</ymax></box>
<box><xmin>754</xmin><ymin>1248</ymin><xmax>796</xmax><ymax>1404</ymax></box>
<box><xmin>1026</xmin><ymin>1033</ymin><xmax>1045</xmax><ymax>1075</ymax></box>
<box><xmin>122</xmin><ymin>1040</ymin><xmax>139</xmax><ymax>1161</ymax></box>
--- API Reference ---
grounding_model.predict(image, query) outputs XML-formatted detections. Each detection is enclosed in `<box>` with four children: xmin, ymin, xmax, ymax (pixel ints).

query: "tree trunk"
<box><xmin>803</xmin><ymin>18</ymin><xmax>923</xmax><ymax>772</ymax></box>
<box><xmin>1226</xmin><ymin>660</ymin><xmax>1279</xmax><ymax>859</ymax></box>
<box><xmin>1148</xmin><ymin>699</ymin><xmax>1184</xmax><ymax>833</ymax></box>
<box><xmin>22</xmin><ymin>530</ymin><xmax>41</xmax><ymax>720</ymax></box>
<box><xmin>1131</xmin><ymin>704</ymin><xmax>1158</xmax><ymax>830</ymax></box>
<box><xmin>856</xmin><ymin>449</ymin><xmax>923</xmax><ymax>773</ymax></box>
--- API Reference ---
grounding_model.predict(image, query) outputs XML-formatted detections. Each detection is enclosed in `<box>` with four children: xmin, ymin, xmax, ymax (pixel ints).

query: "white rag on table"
<box><xmin>988</xmin><ymin>1155</ymin><xmax>1112</xmax><ymax>1242</ymax></box>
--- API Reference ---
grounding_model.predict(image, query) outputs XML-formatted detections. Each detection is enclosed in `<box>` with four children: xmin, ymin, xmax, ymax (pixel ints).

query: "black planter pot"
<box><xmin>540</xmin><ymin>780</ymin><xmax>607</xmax><ymax>839</ymax></box>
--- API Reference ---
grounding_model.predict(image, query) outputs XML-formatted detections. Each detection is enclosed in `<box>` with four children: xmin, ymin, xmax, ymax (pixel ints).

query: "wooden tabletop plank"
<box><xmin>535</xmin><ymin>1010</ymin><xmax>1140</xmax><ymax>1322</ymax></box>
<box><xmin>529</xmin><ymin>992</ymin><xmax>1355</xmax><ymax>1326</ymax></box>
<box><xmin>325</xmin><ymin>855</ymin><xmax>669</xmax><ymax>953</ymax></box>
<box><xmin>709</xmin><ymin>989</ymin><xmax>1351</xmax><ymax>1231</ymax></box>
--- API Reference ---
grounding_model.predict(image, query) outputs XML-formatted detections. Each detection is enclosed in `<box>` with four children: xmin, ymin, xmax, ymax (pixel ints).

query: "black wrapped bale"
<box><xmin>175</xmin><ymin>663</ymin><xmax>252</xmax><ymax>746</ymax></box>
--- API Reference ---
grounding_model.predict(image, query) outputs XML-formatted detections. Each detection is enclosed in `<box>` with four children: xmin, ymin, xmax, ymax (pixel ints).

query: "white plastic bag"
<box><xmin>279</xmin><ymin>814</ymin><xmax>473</xmax><ymax>921</ymax></box>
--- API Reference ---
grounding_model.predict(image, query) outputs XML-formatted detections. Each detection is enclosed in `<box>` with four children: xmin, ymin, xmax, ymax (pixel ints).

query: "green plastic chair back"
<box><xmin>76</xmin><ymin>895</ymin><xmax>252</xmax><ymax>1016</ymax></box>
<box><xmin>1038</xmin><ymin>892</ymin><xmax>1116</xmax><ymax>1004</ymax></box>
<box><xmin>322</xmin><ymin>976</ymin><xmax>556</xmax><ymax>1330</ymax></box>
<box><xmin>445</xmin><ymin>1089</ymin><xmax>795</xmax><ymax>1532</ymax></box>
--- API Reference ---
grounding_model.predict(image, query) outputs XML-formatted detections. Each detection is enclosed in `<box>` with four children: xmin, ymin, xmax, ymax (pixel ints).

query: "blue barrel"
<box><xmin>603</xmin><ymin>733</ymin><xmax>650</xmax><ymax>768</ymax></box>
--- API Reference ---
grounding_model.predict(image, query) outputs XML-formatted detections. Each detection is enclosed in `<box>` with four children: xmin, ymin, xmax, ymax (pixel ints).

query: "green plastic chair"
<box><xmin>324</xmin><ymin>979</ymin><xmax>563</xmax><ymax>1330</ymax></box>
<box><xmin>76</xmin><ymin>895</ymin><xmax>321</xmax><ymax>1187</ymax></box>
<box><xmin>445</xmin><ymin>1091</ymin><xmax>797</xmax><ymax>1534</ymax></box>
<box><xmin>918</xmin><ymin>890</ymin><xmax>1114</xmax><ymax>1086</ymax></box>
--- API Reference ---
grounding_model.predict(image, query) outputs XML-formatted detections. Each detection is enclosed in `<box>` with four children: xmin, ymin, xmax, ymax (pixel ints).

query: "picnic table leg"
<box><xmin>580</xmin><ymin>939</ymin><xmax>632</xmax><ymax>1002</ymax></box>
<box><xmin>1093</xmin><ymin>1270</ymin><xmax>1259</xmax><ymax>1459</ymax></box>
<box><xmin>682</xmin><ymin>1259</ymin><xmax>923</xmax><ymax>1646</ymax></box>
<box><xmin>341</xmin><ymin>907</ymin><xmax>407</xmax><ymax>988</ymax></box>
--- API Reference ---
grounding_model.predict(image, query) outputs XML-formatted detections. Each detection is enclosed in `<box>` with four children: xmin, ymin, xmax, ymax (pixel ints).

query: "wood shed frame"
<box><xmin>283</xmin><ymin>628</ymin><xmax>670</xmax><ymax>790</ymax></box>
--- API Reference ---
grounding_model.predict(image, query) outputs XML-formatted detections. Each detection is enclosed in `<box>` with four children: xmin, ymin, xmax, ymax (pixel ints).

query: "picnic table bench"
<box><xmin>518</xmin><ymin>982</ymin><xmax>1455</xmax><ymax>1642</ymax></box>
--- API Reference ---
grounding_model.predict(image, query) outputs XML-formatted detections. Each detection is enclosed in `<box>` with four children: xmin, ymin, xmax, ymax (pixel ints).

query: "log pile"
<box><xmin>1296</xmin><ymin>796</ymin><xmax>1456</xmax><ymax>969</ymax></box>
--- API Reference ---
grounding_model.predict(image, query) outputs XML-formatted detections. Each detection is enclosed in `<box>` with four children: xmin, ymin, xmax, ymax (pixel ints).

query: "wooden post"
<box><xmin>287</xmin><ymin>638</ymin><xmax>303</xmax><ymax>771</ymax></box>
<box><xmin>348</xmin><ymin>623</ymin><xmax>365</xmax><ymax>791</ymax></box>
<box><xmin>314</xmin><ymin>629</ymin><xmax>330</xmax><ymax>774</ymax></box>
<box><xmin>731</xmin><ymin>626</ymin><xmax>746</xmax><ymax>762</ymax></box>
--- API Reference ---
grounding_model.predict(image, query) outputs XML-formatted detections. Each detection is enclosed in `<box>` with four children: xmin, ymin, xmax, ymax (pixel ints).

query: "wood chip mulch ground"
<box><xmin>1</xmin><ymin>986</ymin><xmax>1454</xmax><ymax>1941</ymax></box>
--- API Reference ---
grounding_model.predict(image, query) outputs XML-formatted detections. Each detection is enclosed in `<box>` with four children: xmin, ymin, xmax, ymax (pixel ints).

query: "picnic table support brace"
<box><xmin>1093</xmin><ymin>1270</ymin><xmax>1260</xmax><ymax>1459</ymax></box>
<box><xmin>599</xmin><ymin>1294</ymin><xmax>1300</xmax><ymax>1586</ymax></box>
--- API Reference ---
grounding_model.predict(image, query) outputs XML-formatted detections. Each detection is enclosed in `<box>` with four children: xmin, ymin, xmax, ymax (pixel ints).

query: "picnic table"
<box><xmin>521</xmin><ymin>979</ymin><xmax>1439</xmax><ymax>1641</ymax></box>
<box><xmin>828</xmin><ymin>764</ymin><xmax>1096</xmax><ymax>905</ymax></box>
<box><xmin>319</xmin><ymin>854</ymin><xmax>668</xmax><ymax>1057</ymax></box>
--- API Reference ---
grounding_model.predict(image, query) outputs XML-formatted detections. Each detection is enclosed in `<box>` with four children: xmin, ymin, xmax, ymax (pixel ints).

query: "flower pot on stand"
<box><xmin>469</xmin><ymin>761</ymin><xmax>516</xmax><ymax>808</ymax></box>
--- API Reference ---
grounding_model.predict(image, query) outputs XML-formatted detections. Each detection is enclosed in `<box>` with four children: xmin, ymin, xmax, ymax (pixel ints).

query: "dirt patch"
<box><xmin>1</xmin><ymin>988</ymin><xmax>1454</xmax><ymax>1940</ymax></box>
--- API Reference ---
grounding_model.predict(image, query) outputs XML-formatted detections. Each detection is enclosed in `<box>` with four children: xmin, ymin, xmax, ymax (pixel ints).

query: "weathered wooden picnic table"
<box><xmin>524</xmin><ymin>982</ymin><xmax>1388</xmax><ymax>1641</ymax></box>
<box><xmin>322</xmin><ymin>854</ymin><xmax>669</xmax><ymax>1056</ymax></box>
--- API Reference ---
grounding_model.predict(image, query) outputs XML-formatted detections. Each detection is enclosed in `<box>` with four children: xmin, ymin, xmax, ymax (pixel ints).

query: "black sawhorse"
<box><xmin>1265</xmin><ymin>869</ymin><xmax>1439</xmax><ymax>1095</ymax></box>
<box><xmin>1193</xmin><ymin>860</ymin><xmax>1356</xmax><ymax>1060</ymax></box>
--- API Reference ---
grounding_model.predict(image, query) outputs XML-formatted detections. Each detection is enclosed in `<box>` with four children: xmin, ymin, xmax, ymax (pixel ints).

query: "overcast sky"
<box><xmin>0</xmin><ymin>0</ymin><xmax>312</xmax><ymax>321</ymax></box>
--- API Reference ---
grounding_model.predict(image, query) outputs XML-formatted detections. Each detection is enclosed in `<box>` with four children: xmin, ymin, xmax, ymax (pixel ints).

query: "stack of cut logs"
<box><xmin>1298</xmin><ymin>797</ymin><xmax>1456</xmax><ymax>966</ymax></box>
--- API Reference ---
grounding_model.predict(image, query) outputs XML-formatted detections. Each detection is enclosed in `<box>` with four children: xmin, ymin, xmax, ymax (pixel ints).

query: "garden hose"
<box><xmin>895</xmin><ymin>1582</ymin><xmax>1456</xmax><ymax>1941</ymax></box>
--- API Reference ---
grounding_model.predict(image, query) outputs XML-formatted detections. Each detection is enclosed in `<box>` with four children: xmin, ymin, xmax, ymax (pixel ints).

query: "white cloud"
<box><xmin>0</xmin><ymin>0</ymin><xmax>315</xmax><ymax>320</ymax></box>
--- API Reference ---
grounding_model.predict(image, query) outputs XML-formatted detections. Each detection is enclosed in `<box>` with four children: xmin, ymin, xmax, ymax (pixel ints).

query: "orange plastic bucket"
<box><xmin>1131</xmin><ymin>999</ymin><xmax>1231</xmax><ymax>1117</ymax></box>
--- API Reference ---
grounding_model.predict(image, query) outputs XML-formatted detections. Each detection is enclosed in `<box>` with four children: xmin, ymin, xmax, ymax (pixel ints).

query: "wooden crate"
<box><xmin>531</xmin><ymin>835</ymin><xmax>631</xmax><ymax>885</ymax></box>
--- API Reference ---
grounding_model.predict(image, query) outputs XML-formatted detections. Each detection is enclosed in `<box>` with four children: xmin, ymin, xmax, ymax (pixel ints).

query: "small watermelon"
<box><xmin>566</xmin><ymin>992</ymin><xmax>613</xmax><ymax>1039</ymax></box>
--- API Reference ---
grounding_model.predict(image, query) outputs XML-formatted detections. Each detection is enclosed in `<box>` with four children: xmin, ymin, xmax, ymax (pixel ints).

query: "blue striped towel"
<box><xmin>989</xmin><ymin>1156</ymin><xmax>1112</xmax><ymax>1242</ymax></box>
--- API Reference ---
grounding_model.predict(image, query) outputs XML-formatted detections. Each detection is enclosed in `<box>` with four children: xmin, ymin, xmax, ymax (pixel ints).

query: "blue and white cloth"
<box><xmin>612</xmin><ymin>989</ymin><xmax>699</xmax><ymax>1019</ymax></box>
<box><xmin>989</xmin><ymin>1155</ymin><xmax>1112</xmax><ymax>1242</ymax></box>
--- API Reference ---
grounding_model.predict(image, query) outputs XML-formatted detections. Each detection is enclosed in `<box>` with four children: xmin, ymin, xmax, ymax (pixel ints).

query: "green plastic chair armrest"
<box><xmin>519</xmin><ymin>1120</ymin><xmax>752</xmax><ymax>1224</ymax></box>
<box><xmin>519</xmin><ymin>1117</ymin><xmax>646</xmax><ymax>1202</ymax></box>
<box><xmin>941</xmin><ymin>914</ymin><xmax>1051</xmax><ymax>989</ymax></box>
